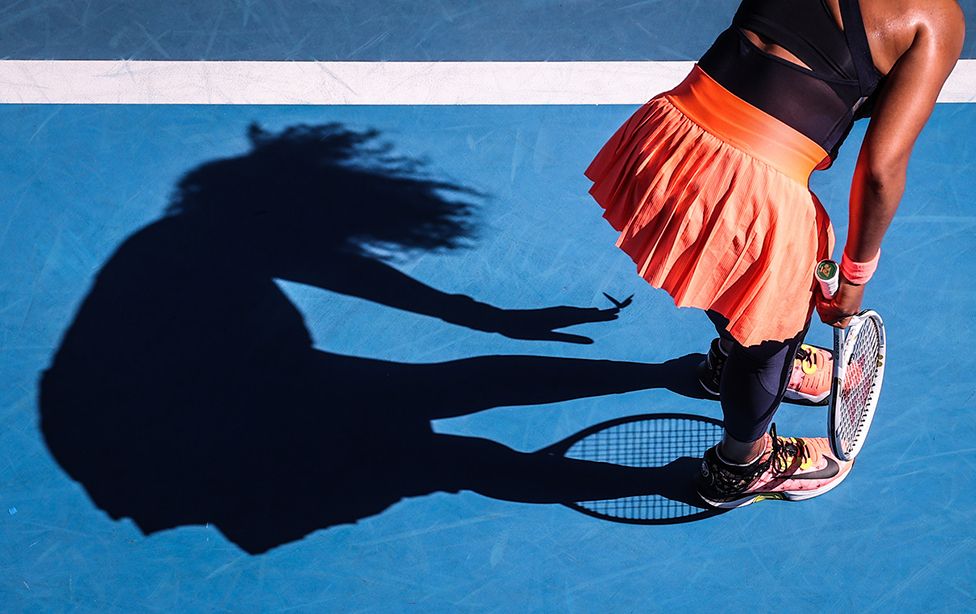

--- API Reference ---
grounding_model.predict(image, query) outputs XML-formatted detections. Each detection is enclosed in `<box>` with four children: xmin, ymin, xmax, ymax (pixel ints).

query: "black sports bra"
<box><xmin>698</xmin><ymin>0</ymin><xmax>885</xmax><ymax>162</ymax></box>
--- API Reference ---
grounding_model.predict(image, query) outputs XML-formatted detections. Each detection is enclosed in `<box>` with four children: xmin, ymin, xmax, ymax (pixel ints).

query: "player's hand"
<box><xmin>816</xmin><ymin>279</ymin><xmax>864</xmax><ymax>328</ymax></box>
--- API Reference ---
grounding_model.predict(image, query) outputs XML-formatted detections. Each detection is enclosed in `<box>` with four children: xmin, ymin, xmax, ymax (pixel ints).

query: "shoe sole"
<box><xmin>698</xmin><ymin>374</ymin><xmax>720</xmax><ymax>397</ymax></box>
<box><xmin>696</xmin><ymin>359</ymin><xmax>721</xmax><ymax>397</ymax></box>
<box><xmin>698</xmin><ymin>356</ymin><xmax>829</xmax><ymax>406</ymax></box>
<box><xmin>698</xmin><ymin>461</ymin><xmax>854</xmax><ymax>509</ymax></box>
<box><xmin>700</xmin><ymin>381</ymin><xmax>829</xmax><ymax>406</ymax></box>
<box><xmin>782</xmin><ymin>390</ymin><xmax>830</xmax><ymax>406</ymax></box>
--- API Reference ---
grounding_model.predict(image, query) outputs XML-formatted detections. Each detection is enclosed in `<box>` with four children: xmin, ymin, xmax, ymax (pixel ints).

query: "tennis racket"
<box><xmin>815</xmin><ymin>260</ymin><xmax>887</xmax><ymax>461</ymax></box>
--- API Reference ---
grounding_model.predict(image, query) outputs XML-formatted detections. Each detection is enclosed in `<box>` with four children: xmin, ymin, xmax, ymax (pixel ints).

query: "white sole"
<box><xmin>699</xmin><ymin>461</ymin><xmax>854</xmax><ymax>509</ymax></box>
<box><xmin>698</xmin><ymin>376</ymin><xmax>720</xmax><ymax>397</ymax></box>
<box><xmin>783</xmin><ymin>389</ymin><xmax>830</xmax><ymax>405</ymax></box>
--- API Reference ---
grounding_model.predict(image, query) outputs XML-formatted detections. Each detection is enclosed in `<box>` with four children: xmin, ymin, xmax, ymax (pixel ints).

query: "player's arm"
<box><xmin>818</xmin><ymin>1</ymin><xmax>965</xmax><ymax>326</ymax></box>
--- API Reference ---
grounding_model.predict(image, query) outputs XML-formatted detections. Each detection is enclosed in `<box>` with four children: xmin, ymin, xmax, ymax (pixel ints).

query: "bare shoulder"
<box><xmin>860</xmin><ymin>0</ymin><xmax>964</xmax><ymax>74</ymax></box>
<box><xmin>915</xmin><ymin>0</ymin><xmax>966</xmax><ymax>39</ymax></box>
<box><xmin>907</xmin><ymin>0</ymin><xmax>965</xmax><ymax>69</ymax></box>
<box><xmin>887</xmin><ymin>0</ymin><xmax>964</xmax><ymax>46</ymax></box>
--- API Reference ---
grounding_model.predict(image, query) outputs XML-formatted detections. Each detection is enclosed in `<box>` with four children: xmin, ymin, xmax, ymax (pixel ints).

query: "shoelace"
<box><xmin>796</xmin><ymin>346</ymin><xmax>821</xmax><ymax>374</ymax></box>
<box><xmin>703</xmin><ymin>424</ymin><xmax>815</xmax><ymax>498</ymax></box>
<box><xmin>705</xmin><ymin>438</ymin><xmax>773</xmax><ymax>496</ymax></box>
<box><xmin>706</xmin><ymin>461</ymin><xmax>764</xmax><ymax>496</ymax></box>
<box><xmin>768</xmin><ymin>424</ymin><xmax>811</xmax><ymax>475</ymax></box>
<box><xmin>789</xmin><ymin>347</ymin><xmax>826</xmax><ymax>389</ymax></box>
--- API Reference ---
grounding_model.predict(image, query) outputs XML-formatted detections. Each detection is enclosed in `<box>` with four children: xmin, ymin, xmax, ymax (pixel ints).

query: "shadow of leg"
<box><xmin>388</xmin><ymin>353</ymin><xmax>713</xmax><ymax>420</ymax></box>
<box><xmin>427</xmin><ymin>433</ymin><xmax>703</xmax><ymax>505</ymax></box>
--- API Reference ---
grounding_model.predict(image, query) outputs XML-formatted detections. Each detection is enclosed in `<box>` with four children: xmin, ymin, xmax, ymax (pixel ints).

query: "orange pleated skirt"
<box><xmin>585</xmin><ymin>65</ymin><xmax>834</xmax><ymax>346</ymax></box>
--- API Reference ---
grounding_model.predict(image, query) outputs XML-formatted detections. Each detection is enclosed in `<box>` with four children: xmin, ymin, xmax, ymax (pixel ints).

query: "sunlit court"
<box><xmin>2</xmin><ymin>1</ymin><xmax>975</xmax><ymax>611</ymax></box>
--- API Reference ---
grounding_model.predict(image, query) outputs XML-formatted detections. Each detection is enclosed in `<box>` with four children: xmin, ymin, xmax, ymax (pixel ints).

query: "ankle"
<box><xmin>718</xmin><ymin>434</ymin><xmax>765</xmax><ymax>465</ymax></box>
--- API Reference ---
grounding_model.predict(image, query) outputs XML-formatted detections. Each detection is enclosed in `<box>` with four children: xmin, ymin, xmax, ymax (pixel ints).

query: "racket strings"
<box><xmin>837</xmin><ymin>318</ymin><xmax>882</xmax><ymax>454</ymax></box>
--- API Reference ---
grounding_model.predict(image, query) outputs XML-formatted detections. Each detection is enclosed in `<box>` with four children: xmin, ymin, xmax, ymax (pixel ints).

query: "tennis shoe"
<box><xmin>696</xmin><ymin>338</ymin><xmax>727</xmax><ymax>396</ymax></box>
<box><xmin>697</xmin><ymin>339</ymin><xmax>832</xmax><ymax>406</ymax></box>
<box><xmin>783</xmin><ymin>344</ymin><xmax>832</xmax><ymax>405</ymax></box>
<box><xmin>696</xmin><ymin>424</ymin><xmax>853</xmax><ymax>508</ymax></box>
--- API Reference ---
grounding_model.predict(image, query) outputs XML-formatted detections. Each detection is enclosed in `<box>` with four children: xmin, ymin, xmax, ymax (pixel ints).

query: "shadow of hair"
<box><xmin>39</xmin><ymin>123</ymin><xmax>716</xmax><ymax>554</ymax></box>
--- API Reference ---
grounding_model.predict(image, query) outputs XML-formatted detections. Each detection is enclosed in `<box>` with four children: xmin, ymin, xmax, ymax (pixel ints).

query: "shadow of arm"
<box><xmin>284</xmin><ymin>254</ymin><xmax>620</xmax><ymax>343</ymax></box>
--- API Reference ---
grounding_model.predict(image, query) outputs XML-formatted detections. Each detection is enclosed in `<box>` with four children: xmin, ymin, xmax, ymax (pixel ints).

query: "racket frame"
<box><xmin>827</xmin><ymin>309</ymin><xmax>886</xmax><ymax>461</ymax></box>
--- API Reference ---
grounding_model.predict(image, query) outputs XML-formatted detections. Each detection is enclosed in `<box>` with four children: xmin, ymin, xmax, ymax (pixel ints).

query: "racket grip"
<box><xmin>816</xmin><ymin>260</ymin><xmax>839</xmax><ymax>299</ymax></box>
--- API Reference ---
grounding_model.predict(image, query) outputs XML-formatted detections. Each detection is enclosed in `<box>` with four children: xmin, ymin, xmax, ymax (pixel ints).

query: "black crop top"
<box><xmin>698</xmin><ymin>0</ymin><xmax>885</xmax><ymax>161</ymax></box>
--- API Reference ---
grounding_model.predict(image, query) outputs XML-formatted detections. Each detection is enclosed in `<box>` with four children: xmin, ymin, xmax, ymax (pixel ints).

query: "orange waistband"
<box><xmin>665</xmin><ymin>66</ymin><xmax>828</xmax><ymax>184</ymax></box>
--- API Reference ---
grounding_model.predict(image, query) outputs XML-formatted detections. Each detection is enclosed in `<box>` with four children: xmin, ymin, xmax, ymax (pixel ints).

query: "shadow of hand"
<box><xmin>449</xmin><ymin>294</ymin><xmax>624</xmax><ymax>344</ymax></box>
<box><xmin>486</xmin><ymin>305</ymin><xmax>621</xmax><ymax>344</ymax></box>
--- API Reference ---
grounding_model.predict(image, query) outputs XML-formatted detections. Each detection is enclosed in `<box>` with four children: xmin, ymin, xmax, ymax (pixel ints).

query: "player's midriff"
<box><xmin>666</xmin><ymin>66</ymin><xmax>827</xmax><ymax>184</ymax></box>
<box><xmin>697</xmin><ymin>0</ymin><xmax>884</xmax><ymax>162</ymax></box>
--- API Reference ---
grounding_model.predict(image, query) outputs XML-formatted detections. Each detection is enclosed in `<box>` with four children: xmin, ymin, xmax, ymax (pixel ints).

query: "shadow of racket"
<box><xmin>543</xmin><ymin>413</ymin><xmax>728</xmax><ymax>525</ymax></box>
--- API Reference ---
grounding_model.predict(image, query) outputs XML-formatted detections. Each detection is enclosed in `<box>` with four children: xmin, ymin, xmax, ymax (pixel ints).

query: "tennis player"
<box><xmin>586</xmin><ymin>0</ymin><xmax>964</xmax><ymax>507</ymax></box>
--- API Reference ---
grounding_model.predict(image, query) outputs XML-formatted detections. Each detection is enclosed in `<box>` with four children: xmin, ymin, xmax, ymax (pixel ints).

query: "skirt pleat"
<box><xmin>585</xmin><ymin>92</ymin><xmax>834</xmax><ymax>346</ymax></box>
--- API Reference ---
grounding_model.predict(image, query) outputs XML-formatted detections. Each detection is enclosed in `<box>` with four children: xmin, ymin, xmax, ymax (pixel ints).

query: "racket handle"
<box><xmin>816</xmin><ymin>260</ymin><xmax>839</xmax><ymax>299</ymax></box>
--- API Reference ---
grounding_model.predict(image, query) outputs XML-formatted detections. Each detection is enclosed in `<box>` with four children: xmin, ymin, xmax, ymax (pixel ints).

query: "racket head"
<box><xmin>545</xmin><ymin>413</ymin><xmax>725</xmax><ymax>524</ymax></box>
<box><xmin>828</xmin><ymin>310</ymin><xmax>886</xmax><ymax>461</ymax></box>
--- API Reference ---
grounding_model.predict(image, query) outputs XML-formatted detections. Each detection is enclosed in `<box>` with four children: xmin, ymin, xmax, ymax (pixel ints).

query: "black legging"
<box><xmin>707</xmin><ymin>311</ymin><xmax>810</xmax><ymax>443</ymax></box>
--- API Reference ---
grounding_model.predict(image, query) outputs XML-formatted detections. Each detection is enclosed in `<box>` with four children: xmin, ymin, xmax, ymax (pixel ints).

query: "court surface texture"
<box><xmin>2</xmin><ymin>2</ymin><xmax>975</xmax><ymax>612</ymax></box>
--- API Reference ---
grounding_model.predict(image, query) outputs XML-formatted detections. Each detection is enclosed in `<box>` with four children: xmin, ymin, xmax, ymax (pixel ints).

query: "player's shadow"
<box><xmin>39</xmin><ymin>123</ymin><xmax>715</xmax><ymax>555</ymax></box>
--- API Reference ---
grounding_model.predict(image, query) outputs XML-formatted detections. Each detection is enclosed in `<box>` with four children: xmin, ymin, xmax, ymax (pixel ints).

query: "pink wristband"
<box><xmin>840</xmin><ymin>249</ymin><xmax>880</xmax><ymax>284</ymax></box>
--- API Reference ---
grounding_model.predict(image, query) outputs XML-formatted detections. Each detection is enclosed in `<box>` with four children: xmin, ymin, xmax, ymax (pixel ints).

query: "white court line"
<box><xmin>0</xmin><ymin>60</ymin><xmax>974</xmax><ymax>105</ymax></box>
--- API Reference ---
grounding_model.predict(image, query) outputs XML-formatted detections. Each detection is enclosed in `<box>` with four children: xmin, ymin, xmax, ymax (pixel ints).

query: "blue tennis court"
<box><xmin>2</xmin><ymin>2</ymin><xmax>975</xmax><ymax>611</ymax></box>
